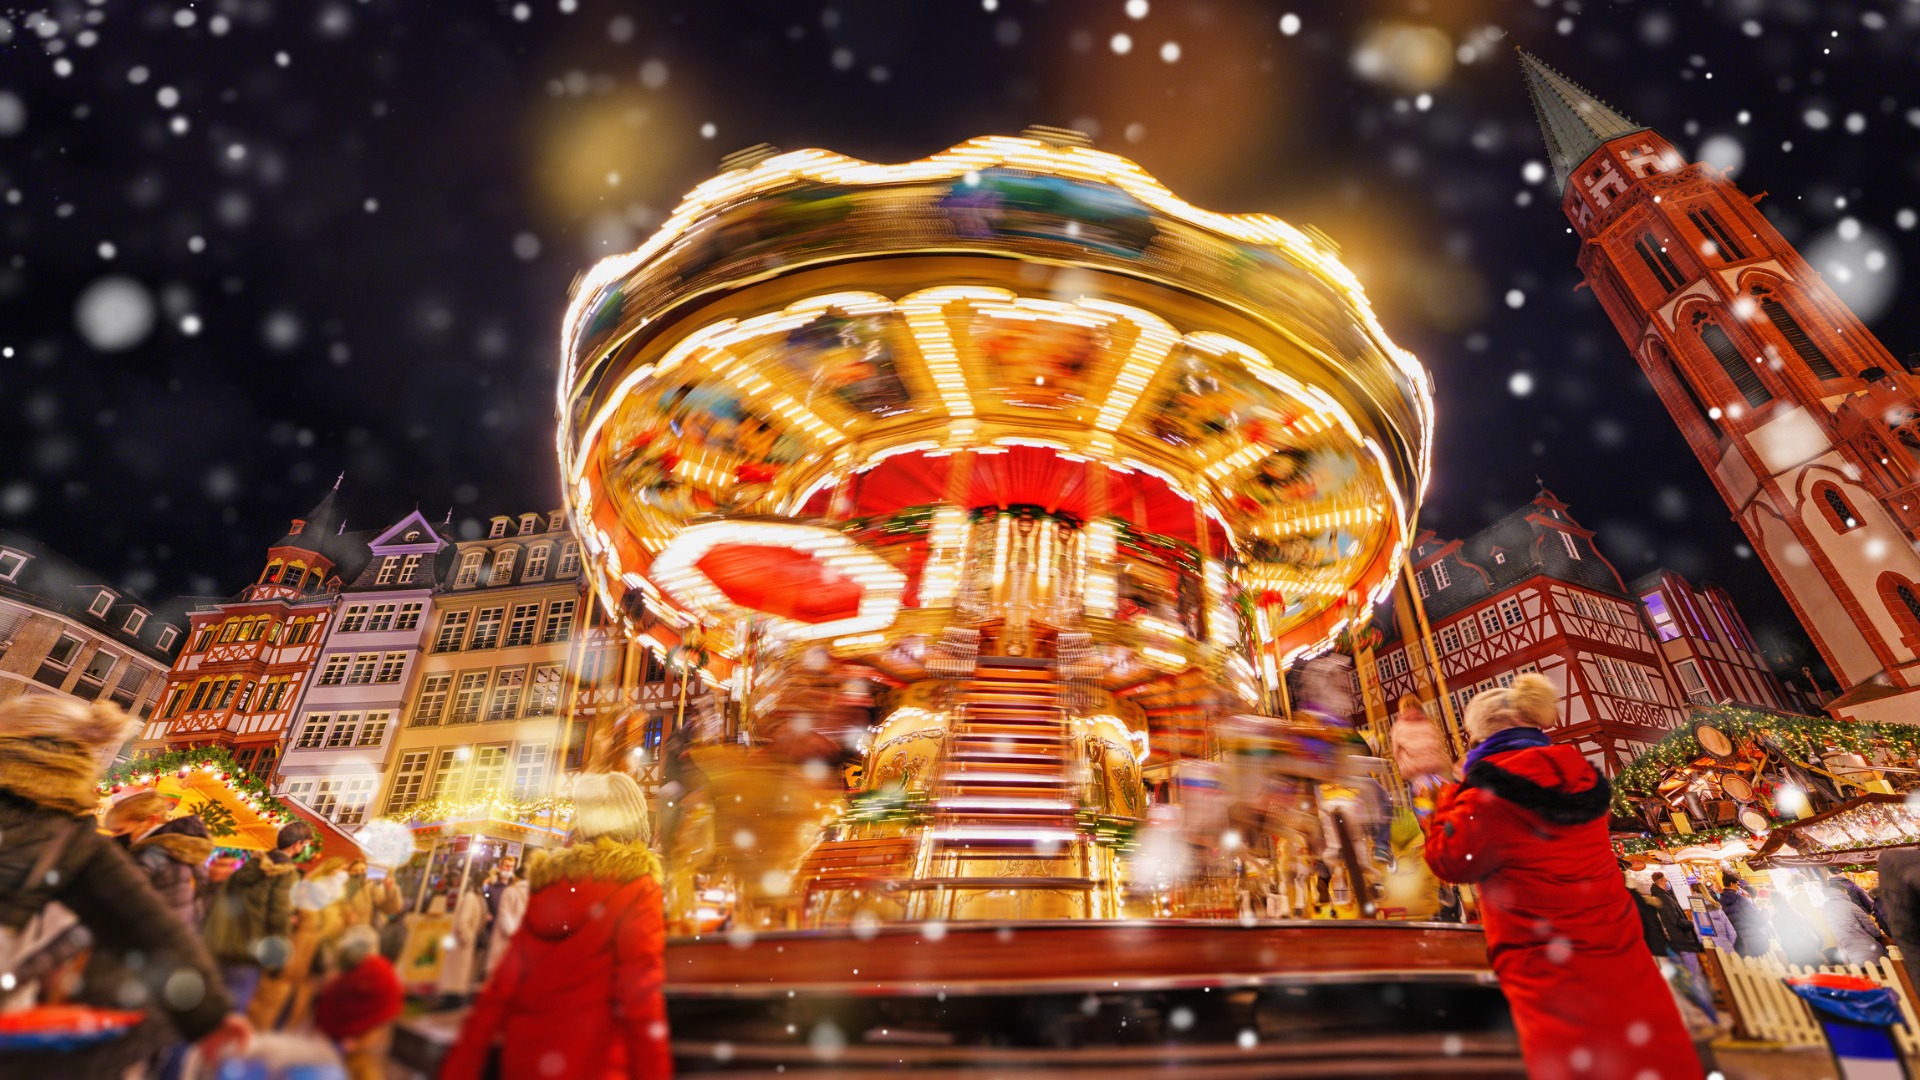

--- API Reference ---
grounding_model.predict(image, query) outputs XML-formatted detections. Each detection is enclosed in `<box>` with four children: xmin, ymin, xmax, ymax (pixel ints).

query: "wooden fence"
<box><xmin>1709</xmin><ymin>945</ymin><xmax>1920</xmax><ymax>1056</ymax></box>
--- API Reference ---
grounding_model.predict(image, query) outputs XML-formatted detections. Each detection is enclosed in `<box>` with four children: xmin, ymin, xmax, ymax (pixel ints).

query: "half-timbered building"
<box><xmin>139</xmin><ymin>480</ymin><xmax>369</xmax><ymax>778</ymax></box>
<box><xmin>1373</xmin><ymin>488</ymin><xmax>1688</xmax><ymax>774</ymax></box>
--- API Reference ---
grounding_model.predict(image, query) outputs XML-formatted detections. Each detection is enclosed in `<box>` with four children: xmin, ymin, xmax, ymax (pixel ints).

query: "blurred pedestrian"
<box><xmin>315</xmin><ymin>926</ymin><xmax>403</xmax><ymax>1080</ymax></box>
<box><xmin>484</xmin><ymin>859</ymin><xmax>530</xmax><ymax>982</ymax></box>
<box><xmin>1878</xmin><ymin>848</ymin><xmax>1920</xmax><ymax>987</ymax></box>
<box><xmin>1824</xmin><ymin>876</ymin><xmax>1890</xmax><ymax>965</ymax></box>
<box><xmin>1697</xmin><ymin>887</ymin><xmax>1737</xmax><ymax>954</ymax></box>
<box><xmin>1648</xmin><ymin>872</ymin><xmax>1707</xmax><ymax>985</ymax></box>
<box><xmin>341</xmin><ymin>858</ymin><xmax>403</xmax><ymax>932</ymax></box>
<box><xmin>438</xmin><ymin>883</ymin><xmax>487</xmax><ymax>1003</ymax></box>
<box><xmin>1774</xmin><ymin>887</ymin><xmax>1831</xmax><ymax>967</ymax></box>
<box><xmin>204</xmin><ymin>821</ymin><xmax>310</xmax><ymax>1019</ymax></box>
<box><xmin>102</xmin><ymin>789</ymin><xmax>173</xmax><ymax>850</ymax></box>
<box><xmin>0</xmin><ymin>697</ymin><xmax>250</xmax><ymax>1077</ymax></box>
<box><xmin>1419</xmin><ymin>675</ymin><xmax>1700</xmax><ymax>1080</ymax></box>
<box><xmin>1719</xmin><ymin>878</ymin><xmax>1772</xmax><ymax>958</ymax></box>
<box><xmin>441</xmin><ymin>772</ymin><xmax>670</xmax><ymax>1080</ymax></box>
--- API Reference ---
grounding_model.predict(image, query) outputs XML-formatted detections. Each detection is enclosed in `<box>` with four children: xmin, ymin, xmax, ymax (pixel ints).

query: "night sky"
<box><xmin>4</xmin><ymin>1</ymin><xmax>1917</xmax><ymax>679</ymax></box>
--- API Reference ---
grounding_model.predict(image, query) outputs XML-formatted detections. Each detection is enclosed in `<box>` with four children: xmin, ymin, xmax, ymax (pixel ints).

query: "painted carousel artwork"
<box><xmin>555</xmin><ymin>132</ymin><xmax>1498</xmax><ymax>1062</ymax></box>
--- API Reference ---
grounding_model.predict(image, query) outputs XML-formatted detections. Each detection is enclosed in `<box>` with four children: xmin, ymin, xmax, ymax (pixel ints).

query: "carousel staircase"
<box><xmin>923</xmin><ymin>658</ymin><xmax>1098</xmax><ymax>916</ymax></box>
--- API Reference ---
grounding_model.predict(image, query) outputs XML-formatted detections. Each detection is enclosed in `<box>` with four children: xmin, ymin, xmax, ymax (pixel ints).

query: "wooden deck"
<box><xmin>667</xmin><ymin>919</ymin><xmax>1492</xmax><ymax>998</ymax></box>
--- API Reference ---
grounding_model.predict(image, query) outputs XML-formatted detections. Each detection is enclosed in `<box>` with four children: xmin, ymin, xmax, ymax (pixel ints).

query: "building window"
<box><xmin>387</xmin><ymin>752</ymin><xmax>429</xmax><ymax>813</ymax></box>
<box><xmin>1431</xmin><ymin>561</ymin><xmax>1451</xmax><ymax>589</ymax></box>
<box><xmin>375</xmin><ymin>556</ymin><xmax>400</xmax><ymax>585</ymax></box>
<box><xmin>1643</xmin><ymin>592</ymin><xmax>1680</xmax><ymax>641</ymax></box>
<box><xmin>455</xmin><ymin>551</ymin><xmax>485</xmax><ymax>587</ymax></box>
<box><xmin>432</xmin><ymin>610</ymin><xmax>471</xmax><ymax>652</ymax></box>
<box><xmin>512</xmin><ymin>743</ymin><xmax>550</xmax><ymax>798</ymax></box>
<box><xmin>317</xmin><ymin>654</ymin><xmax>351</xmax><ymax>686</ymax></box>
<box><xmin>412</xmin><ymin>673</ymin><xmax>453</xmax><ymax>726</ymax></box>
<box><xmin>296</xmin><ymin>716</ymin><xmax>328</xmax><ymax>749</ymax></box>
<box><xmin>1480</xmin><ymin>610</ymin><xmax>1502</xmax><ymax>638</ymax></box>
<box><xmin>425</xmin><ymin>747</ymin><xmax>471</xmax><ymax>803</ymax></box>
<box><xmin>395</xmin><ymin>602</ymin><xmax>424</xmax><ymax>631</ymax></box>
<box><xmin>548</xmin><ymin>510</ymin><xmax>565</xmax><ymax>531</ymax></box>
<box><xmin>469</xmin><ymin>745</ymin><xmax>510</xmax><ymax>798</ymax></box>
<box><xmin>326</xmin><ymin>714</ymin><xmax>359</xmax><ymax>748</ymax></box>
<box><xmin>1499</xmin><ymin>597</ymin><xmax>1525</xmax><ymax>627</ymax></box>
<box><xmin>541</xmin><ymin>600</ymin><xmax>576</xmax><ymax>644</ymax></box>
<box><xmin>451</xmin><ymin>671</ymin><xmax>490</xmax><ymax>724</ymax></box>
<box><xmin>519</xmin><ymin>514</ymin><xmax>537</xmax><ymax>536</ymax></box>
<box><xmin>336</xmin><ymin>779</ymin><xmax>374</xmax><ymax>825</ymax></box>
<box><xmin>346</xmin><ymin>653</ymin><xmax>379</xmax><ymax>685</ymax></box>
<box><xmin>1560</xmin><ymin>531</ymin><xmax>1581</xmax><ymax>561</ymax></box>
<box><xmin>1687</xmin><ymin>206</ymin><xmax>1749</xmax><ymax>261</ymax></box>
<box><xmin>339</xmin><ymin>605</ymin><xmax>370</xmax><ymax>633</ymax></box>
<box><xmin>528</xmin><ymin>664</ymin><xmax>563</xmax><ymax>715</ymax></box>
<box><xmin>358</xmin><ymin>712</ymin><xmax>389</xmax><ymax>747</ymax></box>
<box><xmin>365</xmin><ymin>603</ymin><xmax>397</xmax><ymax>632</ymax></box>
<box><xmin>469</xmin><ymin>607</ymin><xmax>505</xmax><ymax>650</ymax></box>
<box><xmin>156</xmin><ymin>626</ymin><xmax>178</xmax><ymax>651</ymax></box>
<box><xmin>1816</xmin><ymin>484</ymin><xmax>1862</xmax><ymax>533</ymax></box>
<box><xmin>487</xmin><ymin>668</ymin><xmax>526</xmax><ymax>722</ymax></box>
<box><xmin>489</xmin><ymin>519</ymin><xmax>509</xmax><ymax>539</ymax></box>
<box><xmin>557</xmin><ymin>542</ymin><xmax>580</xmax><ymax>577</ymax></box>
<box><xmin>489</xmin><ymin>548</ymin><xmax>517</xmax><ymax>586</ymax></box>
<box><xmin>1633</xmin><ymin>230</ymin><xmax>1685</xmax><ymax>293</ymax></box>
<box><xmin>1699</xmin><ymin>322</ymin><xmax>1773</xmax><ymax>408</ymax></box>
<box><xmin>505</xmin><ymin>604</ymin><xmax>539</xmax><ymax>648</ymax></box>
<box><xmin>123</xmin><ymin>610</ymin><xmax>147</xmax><ymax>634</ymax></box>
<box><xmin>1439</xmin><ymin>626</ymin><xmax>1461</xmax><ymax>654</ymax></box>
<box><xmin>399</xmin><ymin>554</ymin><xmax>422</xmax><ymax>584</ymax></box>
<box><xmin>524</xmin><ymin>545</ymin><xmax>550</xmax><ymax>581</ymax></box>
<box><xmin>1647</xmin><ymin>341</ymin><xmax>1722</xmax><ymax>440</ymax></box>
<box><xmin>1491</xmin><ymin>548</ymin><xmax>1506</xmax><ymax>565</ymax></box>
<box><xmin>88</xmin><ymin>590</ymin><xmax>115</xmax><ymax>617</ymax></box>
<box><xmin>1881</xmin><ymin>573</ymin><xmax>1920</xmax><ymax>642</ymax></box>
<box><xmin>1674</xmin><ymin>659</ymin><xmax>1712</xmax><ymax>704</ymax></box>
<box><xmin>1416</xmin><ymin>571</ymin><xmax>1430</xmax><ymax>599</ymax></box>
<box><xmin>285</xmin><ymin>779</ymin><xmax>316</xmax><ymax>806</ymax></box>
<box><xmin>0</xmin><ymin>550</ymin><xmax>26</xmax><ymax>581</ymax></box>
<box><xmin>1756</xmin><ymin>290</ymin><xmax>1842</xmax><ymax>381</ymax></box>
<box><xmin>375</xmin><ymin>652</ymin><xmax>408</xmax><ymax>684</ymax></box>
<box><xmin>1459</xmin><ymin>616</ymin><xmax>1480</xmax><ymax>645</ymax></box>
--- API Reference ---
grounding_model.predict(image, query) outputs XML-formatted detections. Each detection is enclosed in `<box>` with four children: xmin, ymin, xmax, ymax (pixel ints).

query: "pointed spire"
<box><xmin>1517</xmin><ymin>49</ymin><xmax>1647</xmax><ymax>191</ymax></box>
<box><xmin>333</xmin><ymin>471</ymin><xmax>345</xmax><ymax>491</ymax></box>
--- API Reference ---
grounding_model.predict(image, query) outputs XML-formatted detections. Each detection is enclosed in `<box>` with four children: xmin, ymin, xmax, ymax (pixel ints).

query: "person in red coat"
<box><xmin>441</xmin><ymin>772</ymin><xmax>670</xmax><ymax>1080</ymax></box>
<box><xmin>316</xmin><ymin>926</ymin><xmax>405</xmax><ymax>1080</ymax></box>
<box><xmin>1419</xmin><ymin>674</ymin><xmax>1701</xmax><ymax>1080</ymax></box>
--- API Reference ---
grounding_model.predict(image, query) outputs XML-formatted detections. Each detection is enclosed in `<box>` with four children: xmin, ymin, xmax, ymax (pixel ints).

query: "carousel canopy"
<box><xmin>559</xmin><ymin>133</ymin><xmax>1433</xmax><ymax>663</ymax></box>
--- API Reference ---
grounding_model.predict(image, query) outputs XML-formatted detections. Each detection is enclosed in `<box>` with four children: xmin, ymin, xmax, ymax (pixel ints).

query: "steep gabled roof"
<box><xmin>1518</xmin><ymin>50</ymin><xmax>1648</xmax><ymax>191</ymax></box>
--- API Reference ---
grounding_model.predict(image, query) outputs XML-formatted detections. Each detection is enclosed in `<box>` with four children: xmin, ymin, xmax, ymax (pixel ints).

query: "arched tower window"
<box><xmin>1645</xmin><ymin>342</ymin><xmax>1721</xmax><ymax>439</ymax></box>
<box><xmin>1751</xmin><ymin>285</ymin><xmax>1842</xmax><ymax>381</ymax></box>
<box><xmin>1633</xmin><ymin>230</ymin><xmax>1685</xmax><ymax>293</ymax></box>
<box><xmin>1686</xmin><ymin>206</ymin><xmax>1749</xmax><ymax>261</ymax></box>
<box><xmin>1879</xmin><ymin>572</ymin><xmax>1920</xmax><ymax>646</ymax></box>
<box><xmin>1813</xmin><ymin>483</ymin><xmax>1862</xmax><ymax>533</ymax></box>
<box><xmin>1694</xmin><ymin>314</ymin><xmax>1773</xmax><ymax>409</ymax></box>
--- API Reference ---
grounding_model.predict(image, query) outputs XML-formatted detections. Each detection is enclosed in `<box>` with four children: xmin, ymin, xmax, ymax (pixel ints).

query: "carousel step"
<box><xmin>948</xmin><ymin>749</ymin><xmax>1068</xmax><ymax>765</ymax></box>
<box><xmin>940</xmin><ymin>771</ymin><xmax>1076</xmax><ymax>786</ymax></box>
<box><xmin>951</xmin><ymin>729</ymin><xmax>1066</xmax><ymax>743</ymax></box>
<box><xmin>929</xmin><ymin>826</ymin><xmax>1081</xmax><ymax>847</ymax></box>
<box><xmin>934</xmin><ymin>796</ymin><xmax>1078</xmax><ymax>812</ymax></box>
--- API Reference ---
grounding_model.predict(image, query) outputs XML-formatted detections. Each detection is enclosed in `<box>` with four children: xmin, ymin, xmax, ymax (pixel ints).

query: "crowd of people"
<box><xmin>0</xmin><ymin>695</ymin><xmax>671</xmax><ymax>1079</ymax></box>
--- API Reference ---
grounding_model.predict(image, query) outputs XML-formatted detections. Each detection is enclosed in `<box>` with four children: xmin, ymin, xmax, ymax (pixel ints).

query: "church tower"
<box><xmin>1522</xmin><ymin>51</ymin><xmax>1920</xmax><ymax>723</ymax></box>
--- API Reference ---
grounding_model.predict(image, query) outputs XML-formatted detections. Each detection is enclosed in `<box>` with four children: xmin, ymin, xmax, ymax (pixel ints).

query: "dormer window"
<box><xmin>375</xmin><ymin>556</ymin><xmax>400</xmax><ymax>585</ymax></box>
<box><xmin>489</xmin><ymin>518</ymin><xmax>509</xmax><ymax>539</ymax></box>
<box><xmin>490</xmin><ymin>547</ymin><xmax>518</xmax><ymax>585</ymax></box>
<box><xmin>156</xmin><ymin>626</ymin><xmax>179</xmax><ymax>651</ymax></box>
<box><xmin>124</xmin><ymin>610</ymin><xmax>148</xmax><ymax>634</ymax></box>
<box><xmin>1492</xmin><ymin>548</ymin><xmax>1507</xmax><ymax>565</ymax></box>
<box><xmin>1560</xmin><ymin>532</ymin><xmax>1582</xmax><ymax>561</ymax></box>
<box><xmin>519</xmin><ymin>514</ymin><xmax>537</xmax><ymax>536</ymax></box>
<box><xmin>88</xmin><ymin>590</ymin><xmax>115</xmax><ymax>617</ymax></box>
<box><xmin>0</xmin><ymin>550</ymin><xmax>26</xmax><ymax>582</ymax></box>
<box><xmin>548</xmin><ymin>510</ymin><xmax>565</xmax><ymax>531</ymax></box>
<box><xmin>455</xmin><ymin>551</ymin><xmax>485</xmax><ymax>587</ymax></box>
<box><xmin>1431</xmin><ymin>561</ymin><xmax>1451</xmax><ymax>589</ymax></box>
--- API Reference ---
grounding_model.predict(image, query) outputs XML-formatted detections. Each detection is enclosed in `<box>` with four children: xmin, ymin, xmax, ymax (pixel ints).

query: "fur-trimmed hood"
<box><xmin>1461</xmin><ymin>743</ymin><xmax>1612</xmax><ymax>826</ymax></box>
<box><xmin>528</xmin><ymin>837</ymin><xmax>662</xmax><ymax>891</ymax></box>
<box><xmin>135</xmin><ymin>831</ymin><xmax>215</xmax><ymax>866</ymax></box>
<box><xmin>0</xmin><ymin>697</ymin><xmax>137</xmax><ymax>815</ymax></box>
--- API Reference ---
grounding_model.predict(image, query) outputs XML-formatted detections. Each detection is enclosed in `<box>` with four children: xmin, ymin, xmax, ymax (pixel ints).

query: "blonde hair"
<box><xmin>1</xmin><ymin>695</ymin><xmax>137</xmax><ymax>750</ymax></box>
<box><xmin>104</xmin><ymin>789</ymin><xmax>172</xmax><ymax>833</ymax></box>
<box><xmin>569</xmin><ymin>771</ymin><xmax>650</xmax><ymax>845</ymax></box>
<box><xmin>1463</xmin><ymin>673</ymin><xmax>1558</xmax><ymax>745</ymax></box>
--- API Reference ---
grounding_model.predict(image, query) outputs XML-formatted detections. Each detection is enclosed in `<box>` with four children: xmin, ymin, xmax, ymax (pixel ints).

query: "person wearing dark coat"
<box><xmin>0</xmin><ymin>697</ymin><xmax>250</xmax><ymax>1078</ymax></box>
<box><xmin>1418</xmin><ymin>675</ymin><xmax>1700</xmax><ymax>1080</ymax></box>
<box><xmin>1631</xmin><ymin>887</ymin><xmax>1673</xmax><ymax>955</ymax></box>
<box><xmin>1720</xmin><ymin>881</ymin><xmax>1773</xmax><ymax>958</ymax></box>
<box><xmin>202</xmin><ymin>820</ymin><xmax>309</xmax><ymax>1019</ymax></box>
<box><xmin>1878</xmin><ymin>848</ymin><xmax>1920</xmax><ymax>988</ymax></box>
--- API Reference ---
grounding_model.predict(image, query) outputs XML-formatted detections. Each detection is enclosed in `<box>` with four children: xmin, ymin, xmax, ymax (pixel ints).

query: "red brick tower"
<box><xmin>1522</xmin><ymin>51</ymin><xmax>1920</xmax><ymax>723</ymax></box>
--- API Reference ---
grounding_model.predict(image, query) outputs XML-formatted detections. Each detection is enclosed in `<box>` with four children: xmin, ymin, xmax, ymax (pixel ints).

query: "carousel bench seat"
<box><xmin>797</xmin><ymin>836</ymin><xmax>920</xmax><ymax>918</ymax></box>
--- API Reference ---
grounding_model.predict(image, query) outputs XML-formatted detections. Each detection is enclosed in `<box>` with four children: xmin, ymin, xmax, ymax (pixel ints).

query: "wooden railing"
<box><xmin>1709</xmin><ymin>944</ymin><xmax>1920</xmax><ymax>1055</ymax></box>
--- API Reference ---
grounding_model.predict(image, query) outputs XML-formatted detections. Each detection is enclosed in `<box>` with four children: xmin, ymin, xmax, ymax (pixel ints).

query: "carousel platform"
<box><xmin>666</xmin><ymin>920</ymin><xmax>1519</xmax><ymax>1075</ymax></box>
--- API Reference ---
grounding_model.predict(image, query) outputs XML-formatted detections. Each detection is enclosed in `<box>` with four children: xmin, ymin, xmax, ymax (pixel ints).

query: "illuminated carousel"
<box><xmin>558</xmin><ymin>131</ymin><xmax>1508</xmax><ymax>1072</ymax></box>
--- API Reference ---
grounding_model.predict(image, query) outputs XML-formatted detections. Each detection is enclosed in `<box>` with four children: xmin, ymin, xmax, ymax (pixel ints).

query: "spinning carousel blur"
<box><xmin>557</xmin><ymin>130</ymin><xmax>1508</xmax><ymax>1072</ymax></box>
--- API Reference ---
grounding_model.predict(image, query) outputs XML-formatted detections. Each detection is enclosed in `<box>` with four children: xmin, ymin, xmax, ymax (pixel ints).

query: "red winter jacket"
<box><xmin>316</xmin><ymin>955</ymin><xmax>404</xmax><ymax>1041</ymax></box>
<box><xmin>1424</xmin><ymin>742</ymin><xmax>1702</xmax><ymax>1080</ymax></box>
<box><xmin>440</xmin><ymin>838</ymin><xmax>671</xmax><ymax>1080</ymax></box>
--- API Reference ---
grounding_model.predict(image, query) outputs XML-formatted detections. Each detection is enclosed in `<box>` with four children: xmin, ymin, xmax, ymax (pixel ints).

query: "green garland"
<box><xmin>101</xmin><ymin>746</ymin><xmax>315</xmax><ymax>858</ymax></box>
<box><xmin>1610</xmin><ymin>704</ymin><xmax>1920</xmax><ymax>816</ymax></box>
<box><xmin>1616</xmin><ymin>824</ymin><xmax>1756</xmax><ymax>857</ymax></box>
